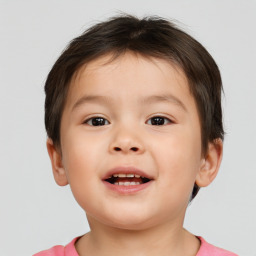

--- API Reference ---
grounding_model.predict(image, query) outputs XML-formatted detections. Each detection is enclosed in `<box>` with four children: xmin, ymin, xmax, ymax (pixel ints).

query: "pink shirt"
<box><xmin>33</xmin><ymin>236</ymin><xmax>238</xmax><ymax>256</ymax></box>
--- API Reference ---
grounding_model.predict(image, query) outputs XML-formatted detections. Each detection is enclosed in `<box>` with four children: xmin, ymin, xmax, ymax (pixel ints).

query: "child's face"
<box><xmin>50</xmin><ymin>53</ymin><xmax>211</xmax><ymax>230</ymax></box>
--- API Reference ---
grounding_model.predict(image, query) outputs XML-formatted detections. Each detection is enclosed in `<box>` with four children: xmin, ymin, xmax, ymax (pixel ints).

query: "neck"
<box><xmin>75</xmin><ymin>216</ymin><xmax>200</xmax><ymax>256</ymax></box>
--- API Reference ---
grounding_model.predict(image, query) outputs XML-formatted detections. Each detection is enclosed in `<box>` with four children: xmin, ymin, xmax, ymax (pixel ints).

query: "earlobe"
<box><xmin>195</xmin><ymin>139</ymin><xmax>223</xmax><ymax>187</ymax></box>
<box><xmin>46</xmin><ymin>138</ymin><xmax>69</xmax><ymax>186</ymax></box>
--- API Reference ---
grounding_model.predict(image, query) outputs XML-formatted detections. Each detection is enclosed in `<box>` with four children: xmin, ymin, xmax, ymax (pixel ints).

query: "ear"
<box><xmin>46</xmin><ymin>138</ymin><xmax>69</xmax><ymax>186</ymax></box>
<box><xmin>195</xmin><ymin>139</ymin><xmax>223</xmax><ymax>187</ymax></box>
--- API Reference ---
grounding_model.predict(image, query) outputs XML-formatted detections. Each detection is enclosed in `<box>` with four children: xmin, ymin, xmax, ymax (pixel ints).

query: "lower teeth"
<box><xmin>114</xmin><ymin>181</ymin><xmax>141</xmax><ymax>186</ymax></box>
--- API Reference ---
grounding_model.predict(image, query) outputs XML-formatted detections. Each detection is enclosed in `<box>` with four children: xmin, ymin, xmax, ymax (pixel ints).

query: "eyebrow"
<box><xmin>141</xmin><ymin>94</ymin><xmax>187</xmax><ymax>111</ymax></box>
<box><xmin>72</xmin><ymin>95</ymin><xmax>112</xmax><ymax>111</ymax></box>
<box><xmin>72</xmin><ymin>94</ymin><xmax>187</xmax><ymax>112</ymax></box>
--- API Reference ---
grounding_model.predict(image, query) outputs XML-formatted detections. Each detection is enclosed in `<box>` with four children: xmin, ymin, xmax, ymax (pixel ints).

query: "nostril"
<box><xmin>113</xmin><ymin>146</ymin><xmax>139</xmax><ymax>152</ymax></box>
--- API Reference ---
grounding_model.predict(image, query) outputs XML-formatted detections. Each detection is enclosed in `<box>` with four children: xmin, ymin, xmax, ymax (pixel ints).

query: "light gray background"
<box><xmin>0</xmin><ymin>1</ymin><xmax>255</xmax><ymax>255</ymax></box>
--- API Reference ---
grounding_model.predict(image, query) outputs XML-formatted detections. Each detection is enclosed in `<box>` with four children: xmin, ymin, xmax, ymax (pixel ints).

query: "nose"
<box><xmin>109</xmin><ymin>126</ymin><xmax>145</xmax><ymax>154</ymax></box>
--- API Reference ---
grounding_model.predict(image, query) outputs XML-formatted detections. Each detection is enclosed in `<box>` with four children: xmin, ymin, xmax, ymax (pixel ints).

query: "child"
<box><xmin>34</xmin><ymin>15</ymin><xmax>238</xmax><ymax>256</ymax></box>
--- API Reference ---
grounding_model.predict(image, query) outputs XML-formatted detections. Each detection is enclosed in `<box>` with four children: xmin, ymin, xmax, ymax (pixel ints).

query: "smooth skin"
<box><xmin>47</xmin><ymin>52</ymin><xmax>223</xmax><ymax>256</ymax></box>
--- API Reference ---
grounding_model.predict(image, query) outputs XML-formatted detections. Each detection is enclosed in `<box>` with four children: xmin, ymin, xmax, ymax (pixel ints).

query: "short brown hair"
<box><xmin>44</xmin><ymin>15</ymin><xmax>224</xmax><ymax>200</ymax></box>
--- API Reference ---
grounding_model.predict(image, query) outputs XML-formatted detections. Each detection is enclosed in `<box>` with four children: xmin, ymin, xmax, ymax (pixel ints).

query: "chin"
<box><xmin>85</xmin><ymin>202</ymin><xmax>161</xmax><ymax>231</ymax></box>
<box><xmin>110</xmin><ymin>221</ymin><xmax>153</xmax><ymax>231</ymax></box>
<box><xmin>100</xmin><ymin>212</ymin><xmax>158</xmax><ymax>231</ymax></box>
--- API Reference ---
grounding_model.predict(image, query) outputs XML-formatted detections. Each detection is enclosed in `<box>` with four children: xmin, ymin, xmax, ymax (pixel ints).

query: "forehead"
<box><xmin>67</xmin><ymin>53</ymin><xmax>192</xmax><ymax>104</ymax></box>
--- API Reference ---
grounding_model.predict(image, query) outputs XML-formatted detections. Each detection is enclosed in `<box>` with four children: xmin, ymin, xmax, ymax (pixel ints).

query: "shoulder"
<box><xmin>197</xmin><ymin>237</ymin><xmax>238</xmax><ymax>256</ymax></box>
<box><xmin>33</xmin><ymin>237</ymin><xmax>80</xmax><ymax>256</ymax></box>
<box><xmin>33</xmin><ymin>245</ymin><xmax>65</xmax><ymax>256</ymax></box>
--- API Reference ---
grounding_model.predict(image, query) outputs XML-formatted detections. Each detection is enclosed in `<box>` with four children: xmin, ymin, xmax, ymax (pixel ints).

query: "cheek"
<box><xmin>62</xmin><ymin>128</ymin><xmax>106</xmax><ymax>169</ymax></box>
<box><xmin>61</xmin><ymin>137</ymin><xmax>102</xmax><ymax>213</ymax></box>
<box><xmin>155</xmin><ymin>128</ymin><xmax>202</xmax><ymax>189</ymax></box>
<box><xmin>61</xmin><ymin>130</ymin><xmax>104</xmax><ymax>193</ymax></box>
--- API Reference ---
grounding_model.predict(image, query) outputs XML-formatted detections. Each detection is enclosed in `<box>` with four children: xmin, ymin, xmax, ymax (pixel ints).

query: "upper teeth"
<box><xmin>112</xmin><ymin>174</ymin><xmax>142</xmax><ymax>178</ymax></box>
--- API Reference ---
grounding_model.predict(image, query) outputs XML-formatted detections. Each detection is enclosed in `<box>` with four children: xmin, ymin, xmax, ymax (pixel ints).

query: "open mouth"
<box><xmin>105</xmin><ymin>174</ymin><xmax>151</xmax><ymax>186</ymax></box>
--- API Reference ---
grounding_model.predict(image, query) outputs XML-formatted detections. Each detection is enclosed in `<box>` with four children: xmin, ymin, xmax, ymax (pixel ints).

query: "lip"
<box><xmin>102</xmin><ymin>166</ymin><xmax>154</xmax><ymax>195</ymax></box>
<box><xmin>102</xmin><ymin>166</ymin><xmax>154</xmax><ymax>180</ymax></box>
<box><xmin>103</xmin><ymin>180</ymin><xmax>153</xmax><ymax>195</ymax></box>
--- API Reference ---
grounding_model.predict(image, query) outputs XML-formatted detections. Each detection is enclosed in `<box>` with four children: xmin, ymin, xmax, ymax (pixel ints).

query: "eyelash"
<box><xmin>147</xmin><ymin>116</ymin><xmax>173</xmax><ymax>125</ymax></box>
<box><xmin>84</xmin><ymin>117</ymin><xmax>110</xmax><ymax>126</ymax></box>
<box><xmin>83</xmin><ymin>116</ymin><xmax>173</xmax><ymax>126</ymax></box>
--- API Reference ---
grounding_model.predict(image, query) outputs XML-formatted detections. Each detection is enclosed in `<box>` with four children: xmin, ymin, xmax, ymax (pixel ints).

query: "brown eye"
<box><xmin>85</xmin><ymin>117</ymin><xmax>110</xmax><ymax>126</ymax></box>
<box><xmin>147</xmin><ymin>116</ymin><xmax>172</xmax><ymax>125</ymax></box>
